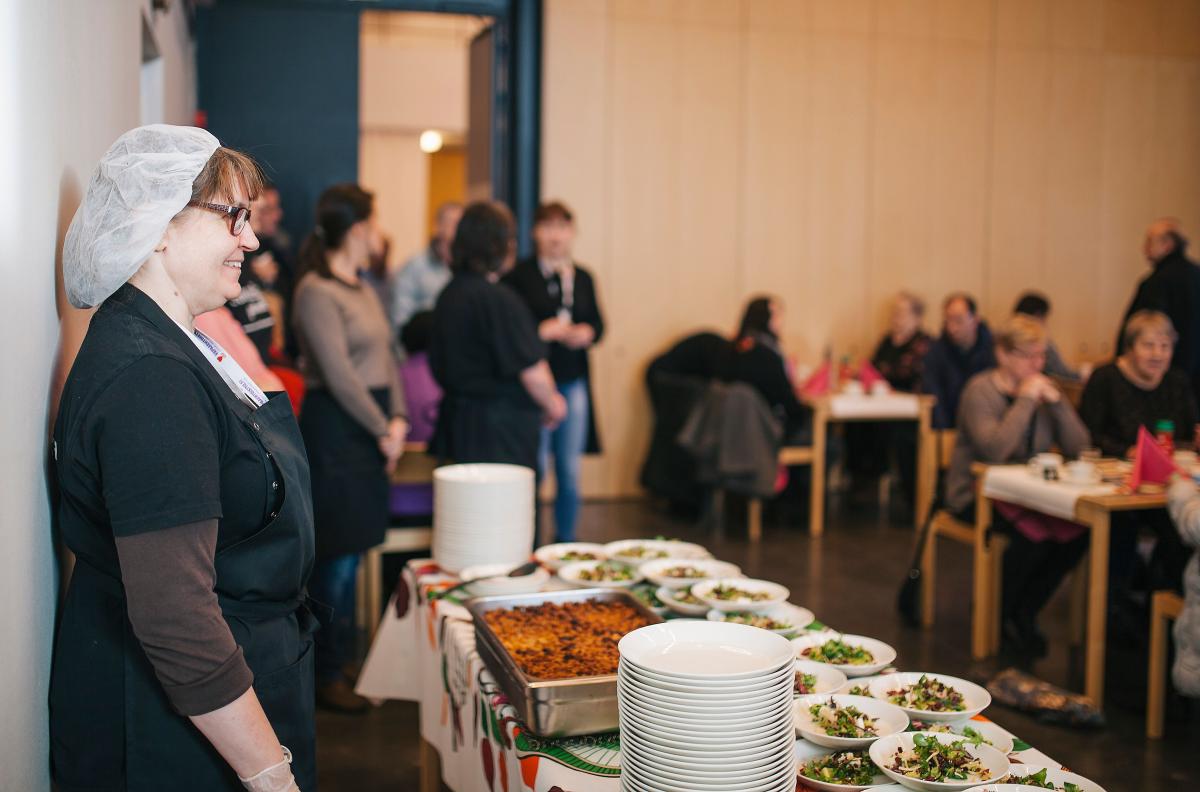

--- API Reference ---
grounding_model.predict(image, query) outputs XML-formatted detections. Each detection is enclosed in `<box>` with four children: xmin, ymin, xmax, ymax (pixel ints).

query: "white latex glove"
<box><xmin>239</xmin><ymin>746</ymin><xmax>300</xmax><ymax>792</ymax></box>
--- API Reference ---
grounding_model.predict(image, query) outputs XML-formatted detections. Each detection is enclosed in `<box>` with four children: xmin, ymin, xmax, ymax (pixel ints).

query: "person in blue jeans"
<box><xmin>503</xmin><ymin>201</ymin><xmax>605</xmax><ymax>543</ymax></box>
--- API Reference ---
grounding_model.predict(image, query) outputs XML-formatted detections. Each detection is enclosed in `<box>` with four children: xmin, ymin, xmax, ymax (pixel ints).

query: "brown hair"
<box><xmin>995</xmin><ymin>314</ymin><xmax>1047</xmax><ymax>353</ymax></box>
<box><xmin>298</xmin><ymin>183</ymin><xmax>374</xmax><ymax>279</ymax></box>
<box><xmin>451</xmin><ymin>201</ymin><xmax>515</xmax><ymax>275</ymax></box>
<box><xmin>189</xmin><ymin>147</ymin><xmax>265</xmax><ymax>204</ymax></box>
<box><xmin>534</xmin><ymin>200</ymin><xmax>574</xmax><ymax>225</ymax></box>
<box><xmin>1122</xmin><ymin>310</ymin><xmax>1178</xmax><ymax>350</ymax></box>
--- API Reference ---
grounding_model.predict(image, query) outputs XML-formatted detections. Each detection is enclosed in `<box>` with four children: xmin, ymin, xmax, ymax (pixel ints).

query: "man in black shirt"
<box><xmin>923</xmin><ymin>293</ymin><xmax>996</xmax><ymax>429</ymax></box>
<box><xmin>1117</xmin><ymin>218</ymin><xmax>1200</xmax><ymax>399</ymax></box>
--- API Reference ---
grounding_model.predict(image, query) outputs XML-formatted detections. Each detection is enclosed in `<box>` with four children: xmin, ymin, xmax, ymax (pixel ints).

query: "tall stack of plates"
<box><xmin>617</xmin><ymin>621</ymin><xmax>797</xmax><ymax>792</ymax></box>
<box><xmin>432</xmin><ymin>464</ymin><xmax>534</xmax><ymax>573</ymax></box>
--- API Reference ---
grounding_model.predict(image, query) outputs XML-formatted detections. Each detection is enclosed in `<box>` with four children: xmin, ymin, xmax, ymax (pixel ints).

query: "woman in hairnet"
<box><xmin>51</xmin><ymin>125</ymin><xmax>314</xmax><ymax>791</ymax></box>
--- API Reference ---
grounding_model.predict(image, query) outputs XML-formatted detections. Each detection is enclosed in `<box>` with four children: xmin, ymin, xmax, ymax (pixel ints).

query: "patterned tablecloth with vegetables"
<box><xmin>355</xmin><ymin>560</ymin><xmax>1069</xmax><ymax>792</ymax></box>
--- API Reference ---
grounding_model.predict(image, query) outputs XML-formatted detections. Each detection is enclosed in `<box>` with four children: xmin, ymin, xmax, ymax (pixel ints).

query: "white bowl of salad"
<box><xmin>906</xmin><ymin>719</ymin><xmax>1014</xmax><ymax>756</ymax></box>
<box><xmin>796</xmin><ymin>749</ymin><xmax>893</xmax><ymax>791</ymax></box>
<box><xmin>603</xmin><ymin>538</ymin><xmax>710</xmax><ymax>567</ymax></box>
<box><xmin>1000</xmin><ymin>763</ymin><xmax>1107</xmax><ymax>792</ymax></box>
<box><xmin>706</xmin><ymin>602</ymin><xmax>814</xmax><ymax>635</ymax></box>
<box><xmin>654</xmin><ymin>585</ymin><xmax>711</xmax><ymax>616</ymax></box>
<box><xmin>869</xmin><ymin>673</ymin><xmax>991</xmax><ymax>724</ymax></box>
<box><xmin>691</xmin><ymin>577</ymin><xmax>789</xmax><ymax>613</ymax></box>
<box><xmin>791</xmin><ymin>633</ymin><xmax>897</xmax><ymax>677</ymax></box>
<box><xmin>629</xmin><ymin>583</ymin><xmax>669</xmax><ymax>615</ymax></box>
<box><xmin>794</xmin><ymin>659</ymin><xmax>848</xmax><ymax>697</ymax></box>
<box><xmin>557</xmin><ymin>559</ymin><xmax>642</xmax><ymax>589</ymax></box>
<box><xmin>869</xmin><ymin>731</ymin><xmax>1009</xmax><ymax>791</ymax></box>
<box><xmin>794</xmin><ymin>693</ymin><xmax>909</xmax><ymax>749</ymax></box>
<box><xmin>533</xmin><ymin>542</ymin><xmax>607</xmax><ymax>572</ymax></box>
<box><xmin>639</xmin><ymin>557</ymin><xmax>741</xmax><ymax>589</ymax></box>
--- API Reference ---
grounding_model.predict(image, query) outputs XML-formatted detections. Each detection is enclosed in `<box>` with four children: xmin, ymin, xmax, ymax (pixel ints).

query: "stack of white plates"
<box><xmin>432</xmin><ymin>464</ymin><xmax>534</xmax><ymax>574</ymax></box>
<box><xmin>616</xmin><ymin>621</ymin><xmax>797</xmax><ymax>792</ymax></box>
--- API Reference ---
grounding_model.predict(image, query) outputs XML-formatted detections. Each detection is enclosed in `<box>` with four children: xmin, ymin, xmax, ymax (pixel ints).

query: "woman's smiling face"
<box><xmin>161</xmin><ymin>184</ymin><xmax>259</xmax><ymax>316</ymax></box>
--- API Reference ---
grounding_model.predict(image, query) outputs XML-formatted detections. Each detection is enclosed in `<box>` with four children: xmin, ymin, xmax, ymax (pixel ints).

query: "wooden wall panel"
<box><xmin>541</xmin><ymin>0</ymin><xmax>1200</xmax><ymax>497</ymax></box>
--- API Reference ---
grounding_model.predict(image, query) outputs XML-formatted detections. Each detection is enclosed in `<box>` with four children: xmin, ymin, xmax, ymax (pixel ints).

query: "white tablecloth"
<box><xmin>827</xmin><ymin>392</ymin><xmax>922</xmax><ymax>420</ymax></box>
<box><xmin>981</xmin><ymin>465</ymin><xmax>1117</xmax><ymax>521</ymax></box>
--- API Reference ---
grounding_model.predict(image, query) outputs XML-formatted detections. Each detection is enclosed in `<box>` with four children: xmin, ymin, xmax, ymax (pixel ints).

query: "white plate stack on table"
<box><xmin>616</xmin><ymin>621</ymin><xmax>797</xmax><ymax>792</ymax></box>
<box><xmin>432</xmin><ymin>463</ymin><xmax>534</xmax><ymax>574</ymax></box>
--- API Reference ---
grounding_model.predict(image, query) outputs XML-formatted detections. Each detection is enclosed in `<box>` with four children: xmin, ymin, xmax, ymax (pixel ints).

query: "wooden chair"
<box><xmin>918</xmin><ymin>431</ymin><xmax>1006</xmax><ymax>659</ymax></box>
<box><xmin>745</xmin><ymin>444</ymin><xmax>816</xmax><ymax>543</ymax></box>
<box><xmin>1147</xmin><ymin>589</ymin><xmax>1185</xmax><ymax>738</ymax></box>
<box><xmin>356</xmin><ymin>442</ymin><xmax>436</xmax><ymax>639</ymax></box>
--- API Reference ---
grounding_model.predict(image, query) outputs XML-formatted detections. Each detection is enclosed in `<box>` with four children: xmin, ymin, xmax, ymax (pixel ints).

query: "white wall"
<box><xmin>0</xmin><ymin>2</ymin><xmax>194</xmax><ymax>788</ymax></box>
<box><xmin>359</xmin><ymin>11</ymin><xmax>483</xmax><ymax>264</ymax></box>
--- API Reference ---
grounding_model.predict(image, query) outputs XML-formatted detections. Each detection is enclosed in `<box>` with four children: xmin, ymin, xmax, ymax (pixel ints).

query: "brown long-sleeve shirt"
<box><xmin>114</xmin><ymin>519</ymin><xmax>252</xmax><ymax>716</ymax></box>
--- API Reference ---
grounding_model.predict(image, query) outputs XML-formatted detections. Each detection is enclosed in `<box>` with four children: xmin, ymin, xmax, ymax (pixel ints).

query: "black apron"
<box><xmin>300</xmin><ymin>388</ymin><xmax>390</xmax><ymax>559</ymax></box>
<box><xmin>433</xmin><ymin>394</ymin><xmax>541</xmax><ymax>471</ymax></box>
<box><xmin>51</xmin><ymin>385</ymin><xmax>319</xmax><ymax>789</ymax></box>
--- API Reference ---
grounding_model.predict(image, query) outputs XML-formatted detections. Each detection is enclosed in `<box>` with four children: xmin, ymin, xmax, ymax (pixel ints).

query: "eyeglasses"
<box><xmin>189</xmin><ymin>201</ymin><xmax>251</xmax><ymax>235</ymax></box>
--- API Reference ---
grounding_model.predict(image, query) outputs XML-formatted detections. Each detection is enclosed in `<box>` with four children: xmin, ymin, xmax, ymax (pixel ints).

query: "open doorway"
<box><xmin>358</xmin><ymin>11</ymin><xmax>487</xmax><ymax>282</ymax></box>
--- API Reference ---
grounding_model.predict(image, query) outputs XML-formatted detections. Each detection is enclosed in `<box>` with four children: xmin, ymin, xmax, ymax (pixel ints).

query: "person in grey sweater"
<box><xmin>292</xmin><ymin>183</ymin><xmax>408</xmax><ymax>713</ymax></box>
<box><xmin>945</xmin><ymin>315</ymin><xmax>1091</xmax><ymax>656</ymax></box>
<box><xmin>1165</xmin><ymin>477</ymin><xmax>1200</xmax><ymax>697</ymax></box>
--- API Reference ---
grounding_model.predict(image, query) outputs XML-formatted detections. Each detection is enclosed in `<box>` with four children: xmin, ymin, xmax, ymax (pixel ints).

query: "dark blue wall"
<box><xmin>196</xmin><ymin>2</ymin><xmax>360</xmax><ymax>247</ymax></box>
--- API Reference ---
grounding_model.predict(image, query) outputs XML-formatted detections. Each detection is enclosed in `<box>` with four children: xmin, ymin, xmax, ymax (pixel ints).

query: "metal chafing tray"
<box><xmin>466</xmin><ymin>587</ymin><xmax>664</xmax><ymax>737</ymax></box>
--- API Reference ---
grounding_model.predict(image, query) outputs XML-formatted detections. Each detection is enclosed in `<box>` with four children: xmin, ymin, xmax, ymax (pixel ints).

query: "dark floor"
<box><xmin>317</xmin><ymin>489</ymin><xmax>1199</xmax><ymax>792</ymax></box>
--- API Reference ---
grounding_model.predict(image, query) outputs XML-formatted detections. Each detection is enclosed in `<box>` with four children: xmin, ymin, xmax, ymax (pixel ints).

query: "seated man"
<box><xmin>923</xmin><ymin>292</ymin><xmax>995</xmax><ymax>429</ymax></box>
<box><xmin>1013</xmin><ymin>291</ymin><xmax>1086</xmax><ymax>382</ymax></box>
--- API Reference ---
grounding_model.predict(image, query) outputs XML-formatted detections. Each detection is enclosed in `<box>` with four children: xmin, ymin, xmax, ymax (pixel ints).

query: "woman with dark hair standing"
<box><xmin>720</xmin><ymin>295</ymin><xmax>809</xmax><ymax>441</ymax></box>
<box><xmin>292</xmin><ymin>183</ymin><xmax>408</xmax><ymax>713</ymax></box>
<box><xmin>430</xmin><ymin>201</ymin><xmax>566</xmax><ymax>471</ymax></box>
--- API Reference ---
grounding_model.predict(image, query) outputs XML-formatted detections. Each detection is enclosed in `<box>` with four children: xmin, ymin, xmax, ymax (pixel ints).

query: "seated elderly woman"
<box><xmin>1080</xmin><ymin>310</ymin><xmax>1197</xmax><ymax>457</ymax></box>
<box><xmin>945</xmin><ymin>315</ymin><xmax>1091</xmax><ymax>657</ymax></box>
<box><xmin>1080</xmin><ymin>309</ymin><xmax>1199</xmax><ymax>612</ymax></box>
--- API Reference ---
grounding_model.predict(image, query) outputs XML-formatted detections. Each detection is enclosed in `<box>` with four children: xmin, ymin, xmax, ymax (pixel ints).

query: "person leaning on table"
<box><xmin>1079</xmin><ymin>309</ymin><xmax>1199</xmax><ymax>623</ymax></box>
<box><xmin>944</xmin><ymin>315</ymin><xmax>1091</xmax><ymax>659</ymax></box>
<box><xmin>52</xmin><ymin>125</ymin><xmax>312</xmax><ymax>791</ymax></box>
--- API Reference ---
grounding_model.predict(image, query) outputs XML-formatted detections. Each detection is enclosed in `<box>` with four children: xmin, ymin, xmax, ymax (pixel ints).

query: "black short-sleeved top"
<box><xmin>54</xmin><ymin>284</ymin><xmax>280</xmax><ymax>577</ymax></box>
<box><xmin>429</xmin><ymin>271</ymin><xmax>546</xmax><ymax>407</ymax></box>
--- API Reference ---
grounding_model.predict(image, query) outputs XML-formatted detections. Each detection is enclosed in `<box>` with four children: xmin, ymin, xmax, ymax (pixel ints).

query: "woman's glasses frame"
<box><xmin>189</xmin><ymin>201</ymin><xmax>251</xmax><ymax>235</ymax></box>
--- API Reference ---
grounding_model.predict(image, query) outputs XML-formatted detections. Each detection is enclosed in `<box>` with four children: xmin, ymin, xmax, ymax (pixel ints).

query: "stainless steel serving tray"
<box><xmin>466</xmin><ymin>587</ymin><xmax>664</xmax><ymax>737</ymax></box>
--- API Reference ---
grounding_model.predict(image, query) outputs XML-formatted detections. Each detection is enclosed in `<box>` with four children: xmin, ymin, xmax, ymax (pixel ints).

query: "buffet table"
<box><xmin>357</xmin><ymin>560</ymin><xmax>1070</xmax><ymax>792</ymax></box>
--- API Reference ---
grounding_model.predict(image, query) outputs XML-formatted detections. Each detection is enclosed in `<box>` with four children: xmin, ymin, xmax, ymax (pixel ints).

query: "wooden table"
<box><xmin>802</xmin><ymin>393</ymin><xmax>936</xmax><ymax>536</ymax></box>
<box><xmin>972</xmin><ymin>467</ymin><xmax>1166</xmax><ymax>708</ymax></box>
<box><xmin>1074</xmin><ymin>490</ymin><xmax>1166</xmax><ymax>708</ymax></box>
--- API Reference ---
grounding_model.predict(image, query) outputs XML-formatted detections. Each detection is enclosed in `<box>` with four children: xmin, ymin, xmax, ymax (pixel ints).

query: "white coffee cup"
<box><xmin>843</xmin><ymin>380</ymin><xmax>864</xmax><ymax>395</ymax></box>
<box><xmin>870</xmin><ymin>381</ymin><xmax>890</xmax><ymax>396</ymax></box>
<box><xmin>1065</xmin><ymin>460</ymin><xmax>1097</xmax><ymax>484</ymax></box>
<box><xmin>1028</xmin><ymin>452</ymin><xmax>1064</xmax><ymax>480</ymax></box>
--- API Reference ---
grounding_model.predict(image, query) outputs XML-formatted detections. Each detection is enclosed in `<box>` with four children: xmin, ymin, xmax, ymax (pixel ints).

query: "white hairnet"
<box><xmin>63</xmin><ymin>124</ymin><xmax>221</xmax><ymax>308</ymax></box>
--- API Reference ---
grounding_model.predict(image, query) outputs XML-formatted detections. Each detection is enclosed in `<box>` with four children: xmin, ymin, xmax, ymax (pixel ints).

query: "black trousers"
<box><xmin>1000</xmin><ymin>530</ymin><xmax>1089</xmax><ymax>624</ymax></box>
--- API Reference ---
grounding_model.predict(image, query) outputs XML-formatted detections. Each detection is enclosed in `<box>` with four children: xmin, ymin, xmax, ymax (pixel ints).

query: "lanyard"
<box><xmin>540</xmin><ymin>259</ymin><xmax>575</xmax><ymax>323</ymax></box>
<box><xmin>175</xmin><ymin>320</ymin><xmax>268</xmax><ymax>409</ymax></box>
